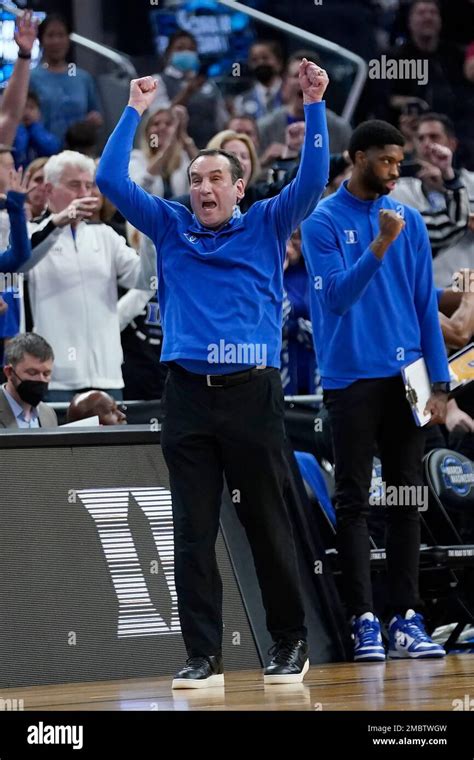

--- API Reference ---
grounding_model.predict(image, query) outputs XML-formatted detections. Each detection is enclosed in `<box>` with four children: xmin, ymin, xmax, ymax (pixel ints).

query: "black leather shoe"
<box><xmin>172</xmin><ymin>655</ymin><xmax>224</xmax><ymax>689</ymax></box>
<box><xmin>263</xmin><ymin>639</ymin><xmax>309</xmax><ymax>684</ymax></box>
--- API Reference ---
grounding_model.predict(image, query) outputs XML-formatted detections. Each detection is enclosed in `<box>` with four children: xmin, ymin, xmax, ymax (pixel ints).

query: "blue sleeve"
<box><xmin>436</xmin><ymin>287</ymin><xmax>444</xmax><ymax>305</ymax></box>
<box><xmin>301</xmin><ymin>211</ymin><xmax>383</xmax><ymax>316</ymax></box>
<box><xmin>0</xmin><ymin>291</ymin><xmax>20</xmax><ymax>338</ymax></box>
<box><xmin>0</xmin><ymin>192</ymin><xmax>31</xmax><ymax>273</ymax></box>
<box><xmin>12</xmin><ymin>125</ymin><xmax>28</xmax><ymax>169</ymax></box>
<box><xmin>96</xmin><ymin>106</ymin><xmax>174</xmax><ymax>246</ymax></box>
<box><xmin>27</xmin><ymin>122</ymin><xmax>62</xmax><ymax>157</ymax></box>
<box><xmin>264</xmin><ymin>102</ymin><xmax>329</xmax><ymax>242</ymax></box>
<box><xmin>413</xmin><ymin>214</ymin><xmax>450</xmax><ymax>383</ymax></box>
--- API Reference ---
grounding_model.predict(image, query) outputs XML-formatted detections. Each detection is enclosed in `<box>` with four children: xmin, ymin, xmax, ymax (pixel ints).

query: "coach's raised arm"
<box><xmin>96</xmin><ymin>60</ymin><xmax>329</xmax><ymax>241</ymax></box>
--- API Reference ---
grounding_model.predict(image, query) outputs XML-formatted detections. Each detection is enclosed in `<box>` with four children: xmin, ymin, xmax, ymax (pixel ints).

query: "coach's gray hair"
<box><xmin>44</xmin><ymin>150</ymin><xmax>96</xmax><ymax>186</ymax></box>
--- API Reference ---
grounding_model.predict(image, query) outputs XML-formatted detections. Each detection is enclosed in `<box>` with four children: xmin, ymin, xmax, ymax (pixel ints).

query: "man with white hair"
<box><xmin>20</xmin><ymin>150</ymin><xmax>153</xmax><ymax>400</ymax></box>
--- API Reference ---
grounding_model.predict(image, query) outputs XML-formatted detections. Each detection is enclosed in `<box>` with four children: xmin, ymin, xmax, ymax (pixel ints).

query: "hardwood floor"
<box><xmin>0</xmin><ymin>655</ymin><xmax>472</xmax><ymax>711</ymax></box>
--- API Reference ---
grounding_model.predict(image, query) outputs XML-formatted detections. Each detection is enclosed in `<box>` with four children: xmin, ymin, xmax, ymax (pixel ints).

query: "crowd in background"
<box><xmin>0</xmin><ymin>1</ymin><xmax>473</xmax><ymax>465</ymax></box>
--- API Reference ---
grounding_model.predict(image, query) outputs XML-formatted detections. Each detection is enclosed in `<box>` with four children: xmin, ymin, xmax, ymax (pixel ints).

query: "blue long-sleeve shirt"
<box><xmin>13</xmin><ymin>122</ymin><xmax>62</xmax><ymax>169</ymax></box>
<box><xmin>97</xmin><ymin>102</ymin><xmax>329</xmax><ymax>371</ymax></box>
<box><xmin>0</xmin><ymin>192</ymin><xmax>31</xmax><ymax>273</ymax></box>
<box><xmin>301</xmin><ymin>180</ymin><xmax>450</xmax><ymax>388</ymax></box>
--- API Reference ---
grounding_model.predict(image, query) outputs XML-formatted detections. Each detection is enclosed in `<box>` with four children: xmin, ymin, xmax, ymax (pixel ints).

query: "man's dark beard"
<box><xmin>362</xmin><ymin>166</ymin><xmax>390</xmax><ymax>196</ymax></box>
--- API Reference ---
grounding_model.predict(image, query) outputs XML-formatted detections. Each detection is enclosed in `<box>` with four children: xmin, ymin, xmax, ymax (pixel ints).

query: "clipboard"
<box><xmin>401</xmin><ymin>357</ymin><xmax>432</xmax><ymax>427</ymax></box>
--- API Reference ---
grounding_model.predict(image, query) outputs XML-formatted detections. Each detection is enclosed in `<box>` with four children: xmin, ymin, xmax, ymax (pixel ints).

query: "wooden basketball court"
<box><xmin>0</xmin><ymin>655</ymin><xmax>472</xmax><ymax>711</ymax></box>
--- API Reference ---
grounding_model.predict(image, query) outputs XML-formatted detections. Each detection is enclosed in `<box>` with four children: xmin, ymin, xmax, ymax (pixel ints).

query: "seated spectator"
<box><xmin>233</xmin><ymin>40</ymin><xmax>284</xmax><ymax>120</ymax></box>
<box><xmin>64</xmin><ymin>120</ymin><xmax>99</xmax><ymax>157</ymax></box>
<box><xmin>148</xmin><ymin>30</ymin><xmax>228</xmax><ymax>148</ymax></box>
<box><xmin>257</xmin><ymin>51</ymin><xmax>351</xmax><ymax>163</ymax></box>
<box><xmin>391</xmin><ymin>113</ymin><xmax>473</xmax><ymax>284</ymax></box>
<box><xmin>0</xmin><ymin>332</ymin><xmax>57</xmax><ymax>428</ymax></box>
<box><xmin>129</xmin><ymin>106</ymin><xmax>196</xmax><ymax>198</ymax></box>
<box><xmin>30</xmin><ymin>14</ymin><xmax>103</xmax><ymax>144</ymax></box>
<box><xmin>24</xmin><ymin>156</ymin><xmax>49</xmax><ymax>220</ymax></box>
<box><xmin>12</xmin><ymin>90</ymin><xmax>61</xmax><ymax>169</ymax></box>
<box><xmin>67</xmin><ymin>390</ymin><xmax>127</xmax><ymax>426</ymax></box>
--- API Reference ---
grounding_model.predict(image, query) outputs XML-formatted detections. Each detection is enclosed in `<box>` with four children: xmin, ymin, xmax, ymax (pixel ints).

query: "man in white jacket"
<box><xmin>23</xmin><ymin>150</ymin><xmax>154</xmax><ymax>401</ymax></box>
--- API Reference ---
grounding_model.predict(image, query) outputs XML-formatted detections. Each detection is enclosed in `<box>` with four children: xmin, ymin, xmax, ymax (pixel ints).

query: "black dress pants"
<box><xmin>160</xmin><ymin>365</ymin><xmax>307</xmax><ymax>657</ymax></box>
<box><xmin>324</xmin><ymin>376</ymin><xmax>426</xmax><ymax>618</ymax></box>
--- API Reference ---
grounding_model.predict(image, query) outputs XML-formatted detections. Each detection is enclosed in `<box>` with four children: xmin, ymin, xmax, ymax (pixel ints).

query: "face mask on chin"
<box><xmin>11</xmin><ymin>369</ymin><xmax>49</xmax><ymax>407</ymax></box>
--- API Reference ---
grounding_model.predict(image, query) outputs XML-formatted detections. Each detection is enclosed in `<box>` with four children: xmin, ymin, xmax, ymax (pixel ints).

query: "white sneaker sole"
<box><xmin>388</xmin><ymin>650</ymin><xmax>446</xmax><ymax>659</ymax></box>
<box><xmin>171</xmin><ymin>673</ymin><xmax>225</xmax><ymax>689</ymax></box>
<box><xmin>263</xmin><ymin>657</ymin><xmax>309</xmax><ymax>684</ymax></box>
<box><xmin>354</xmin><ymin>653</ymin><xmax>386</xmax><ymax>662</ymax></box>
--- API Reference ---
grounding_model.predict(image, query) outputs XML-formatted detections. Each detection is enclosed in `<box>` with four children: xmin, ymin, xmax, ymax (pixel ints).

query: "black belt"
<box><xmin>168</xmin><ymin>362</ymin><xmax>274</xmax><ymax>388</ymax></box>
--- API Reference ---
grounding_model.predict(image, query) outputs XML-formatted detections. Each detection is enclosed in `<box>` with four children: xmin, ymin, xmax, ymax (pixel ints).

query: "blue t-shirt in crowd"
<box><xmin>30</xmin><ymin>65</ymin><xmax>100</xmax><ymax>143</ymax></box>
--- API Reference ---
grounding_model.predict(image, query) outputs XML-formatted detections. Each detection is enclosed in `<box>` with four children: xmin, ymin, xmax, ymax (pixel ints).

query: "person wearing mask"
<box><xmin>234</xmin><ymin>41</ymin><xmax>284</xmax><ymax>120</ymax></box>
<box><xmin>0</xmin><ymin>333</ymin><xmax>57</xmax><ymax>429</ymax></box>
<box><xmin>148</xmin><ymin>31</ymin><xmax>228</xmax><ymax>148</ymax></box>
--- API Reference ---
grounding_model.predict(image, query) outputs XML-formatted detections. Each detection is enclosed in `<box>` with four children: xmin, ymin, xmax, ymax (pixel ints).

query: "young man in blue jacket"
<box><xmin>302</xmin><ymin>120</ymin><xmax>450</xmax><ymax>662</ymax></box>
<box><xmin>97</xmin><ymin>60</ymin><xmax>329</xmax><ymax>687</ymax></box>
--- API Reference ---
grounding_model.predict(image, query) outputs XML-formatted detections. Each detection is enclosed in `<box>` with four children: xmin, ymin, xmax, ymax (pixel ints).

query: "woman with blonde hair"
<box><xmin>206</xmin><ymin>129</ymin><xmax>260</xmax><ymax>188</ymax></box>
<box><xmin>24</xmin><ymin>156</ymin><xmax>49</xmax><ymax>220</ymax></box>
<box><xmin>129</xmin><ymin>106</ymin><xmax>198</xmax><ymax>199</ymax></box>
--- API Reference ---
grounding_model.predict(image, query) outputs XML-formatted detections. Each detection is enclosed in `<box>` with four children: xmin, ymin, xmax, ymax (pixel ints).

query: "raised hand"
<box><xmin>128</xmin><ymin>77</ymin><xmax>159</xmax><ymax>116</ymax></box>
<box><xmin>51</xmin><ymin>197</ymin><xmax>99</xmax><ymax>228</ymax></box>
<box><xmin>8</xmin><ymin>167</ymin><xmax>29</xmax><ymax>195</ymax></box>
<box><xmin>299</xmin><ymin>58</ymin><xmax>329</xmax><ymax>104</ymax></box>
<box><xmin>425</xmin><ymin>142</ymin><xmax>454</xmax><ymax>181</ymax></box>
<box><xmin>14</xmin><ymin>10</ymin><xmax>39</xmax><ymax>56</ymax></box>
<box><xmin>378</xmin><ymin>208</ymin><xmax>405</xmax><ymax>242</ymax></box>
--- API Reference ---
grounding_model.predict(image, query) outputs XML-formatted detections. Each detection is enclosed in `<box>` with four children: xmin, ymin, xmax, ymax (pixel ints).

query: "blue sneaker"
<box><xmin>388</xmin><ymin>609</ymin><xmax>446</xmax><ymax>659</ymax></box>
<box><xmin>352</xmin><ymin>612</ymin><xmax>386</xmax><ymax>662</ymax></box>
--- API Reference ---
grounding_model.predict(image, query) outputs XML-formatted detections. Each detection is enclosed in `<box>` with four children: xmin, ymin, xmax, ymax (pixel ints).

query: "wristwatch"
<box><xmin>431</xmin><ymin>382</ymin><xmax>450</xmax><ymax>394</ymax></box>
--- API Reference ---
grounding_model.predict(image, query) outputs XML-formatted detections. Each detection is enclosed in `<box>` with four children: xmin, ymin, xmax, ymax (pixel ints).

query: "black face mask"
<box><xmin>12</xmin><ymin>369</ymin><xmax>49</xmax><ymax>407</ymax></box>
<box><xmin>252</xmin><ymin>64</ymin><xmax>276</xmax><ymax>85</ymax></box>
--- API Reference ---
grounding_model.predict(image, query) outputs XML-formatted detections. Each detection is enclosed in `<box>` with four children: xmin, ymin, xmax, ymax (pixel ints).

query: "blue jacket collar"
<box><xmin>188</xmin><ymin>205</ymin><xmax>244</xmax><ymax>235</ymax></box>
<box><xmin>337</xmin><ymin>180</ymin><xmax>390</xmax><ymax>210</ymax></box>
